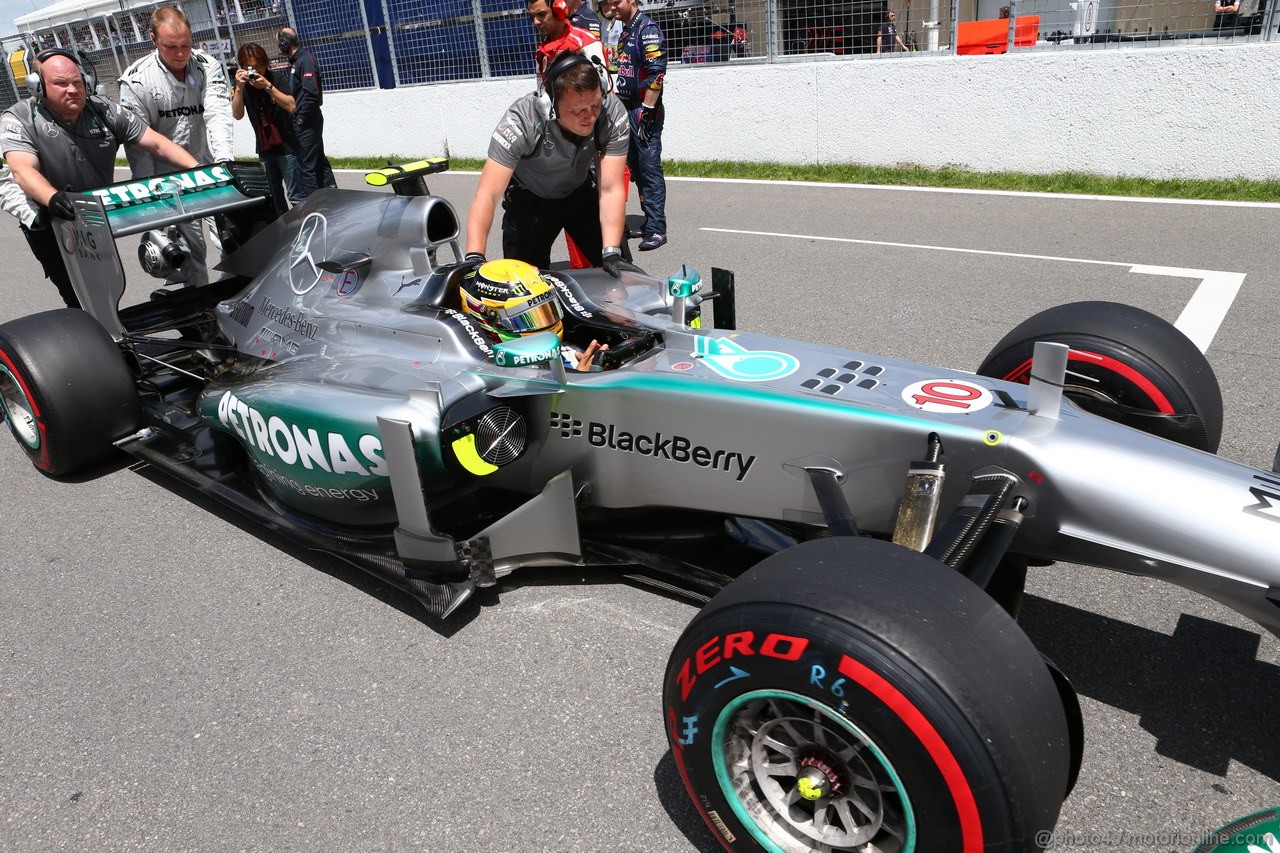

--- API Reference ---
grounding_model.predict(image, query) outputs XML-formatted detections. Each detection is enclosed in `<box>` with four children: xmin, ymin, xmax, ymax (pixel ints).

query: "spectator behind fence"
<box><xmin>118</xmin><ymin>5</ymin><xmax>234</xmax><ymax>289</ymax></box>
<box><xmin>1</xmin><ymin>50</ymin><xmax>198</xmax><ymax>308</ymax></box>
<box><xmin>611</xmin><ymin>0</ymin><xmax>667</xmax><ymax>252</ymax></box>
<box><xmin>465</xmin><ymin>55</ymin><xmax>628</xmax><ymax>275</ymax></box>
<box><xmin>1213</xmin><ymin>0</ymin><xmax>1241</xmax><ymax>30</ymax></box>
<box><xmin>877</xmin><ymin>10</ymin><xmax>909</xmax><ymax>52</ymax></box>
<box><xmin>277</xmin><ymin>27</ymin><xmax>336</xmax><ymax>198</ymax></box>
<box><xmin>231</xmin><ymin>42</ymin><xmax>303</xmax><ymax>214</ymax></box>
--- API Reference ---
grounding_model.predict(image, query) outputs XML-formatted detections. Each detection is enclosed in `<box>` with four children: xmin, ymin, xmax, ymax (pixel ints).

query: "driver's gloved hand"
<box><xmin>601</xmin><ymin>247</ymin><xmax>622</xmax><ymax>278</ymax></box>
<box><xmin>47</xmin><ymin>191</ymin><xmax>76</xmax><ymax>221</ymax></box>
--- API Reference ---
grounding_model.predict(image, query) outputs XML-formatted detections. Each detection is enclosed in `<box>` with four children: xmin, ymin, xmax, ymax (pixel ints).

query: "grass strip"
<box><xmin>335</xmin><ymin>156</ymin><xmax>1280</xmax><ymax>202</ymax></box>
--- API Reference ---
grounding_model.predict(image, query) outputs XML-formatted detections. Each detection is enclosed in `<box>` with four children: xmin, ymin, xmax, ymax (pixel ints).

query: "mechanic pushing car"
<box><xmin>460</xmin><ymin>258</ymin><xmax>608</xmax><ymax>371</ymax></box>
<box><xmin>0</xmin><ymin>49</ymin><xmax>199</xmax><ymax>309</ymax></box>
<box><xmin>464</xmin><ymin>53</ymin><xmax>628</xmax><ymax>276</ymax></box>
<box><xmin>528</xmin><ymin>0</ymin><xmax>614</xmax><ymax>271</ymax></box>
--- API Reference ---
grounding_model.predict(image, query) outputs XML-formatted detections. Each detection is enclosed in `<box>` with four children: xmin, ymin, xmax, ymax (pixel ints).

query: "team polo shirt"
<box><xmin>0</xmin><ymin>97</ymin><xmax>146</xmax><ymax>191</ymax></box>
<box><xmin>117</xmin><ymin>49</ymin><xmax>234</xmax><ymax>176</ymax></box>
<box><xmin>486</xmin><ymin>91</ymin><xmax>628</xmax><ymax>199</ymax></box>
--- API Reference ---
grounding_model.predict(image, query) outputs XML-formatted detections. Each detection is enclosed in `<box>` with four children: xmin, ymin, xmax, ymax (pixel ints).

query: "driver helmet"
<box><xmin>460</xmin><ymin>259</ymin><xmax>564</xmax><ymax>341</ymax></box>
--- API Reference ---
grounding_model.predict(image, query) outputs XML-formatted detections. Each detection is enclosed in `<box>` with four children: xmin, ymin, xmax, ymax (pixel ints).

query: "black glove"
<box><xmin>47</xmin><ymin>191</ymin><xmax>76</xmax><ymax>221</ymax></box>
<box><xmin>464</xmin><ymin>252</ymin><xmax>486</xmax><ymax>264</ymax></box>
<box><xmin>601</xmin><ymin>247</ymin><xmax>622</xmax><ymax>278</ymax></box>
<box><xmin>633</xmin><ymin>105</ymin><xmax>658</xmax><ymax>145</ymax></box>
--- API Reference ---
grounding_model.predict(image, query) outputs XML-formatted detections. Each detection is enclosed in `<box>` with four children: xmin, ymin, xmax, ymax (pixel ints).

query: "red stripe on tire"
<box><xmin>1001</xmin><ymin>350</ymin><xmax>1174</xmax><ymax>414</ymax></box>
<box><xmin>0</xmin><ymin>348</ymin><xmax>50</xmax><ymax>469</ymax></box>
<box><xmin>838</xmin><ymin>653</ymin><xmax>983</xmax><ymax>853</ymax></box>
<box><xmin>1002</xmin><ymin>357</ymin><xmax>1033</xmax><ymax>384</ymax></box>
<box><xmin>1067</xmin><ymin>350</ymin><xmax>1173</xmax><ymax>413</ymax></box>
<box><xmin>0</xmin><ymin>349</ymin><xmax>41</xmax><ymax>417</ymax></box>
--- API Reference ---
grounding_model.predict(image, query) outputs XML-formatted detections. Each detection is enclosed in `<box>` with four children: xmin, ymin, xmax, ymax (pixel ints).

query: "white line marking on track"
<box><xmin>1130</xmin><ymin>266</ymin><xmax>1245</xmax><ymax>353</ymax></box>
<box><xmin>388</xmin><ymin>169</ymin><xmax>1280</xmax><ymax>208</ymax></box>
<box><xmin>702</xmin><ymin>228</ymin><xmax>1244</xmax><ymax>353</ymax></box>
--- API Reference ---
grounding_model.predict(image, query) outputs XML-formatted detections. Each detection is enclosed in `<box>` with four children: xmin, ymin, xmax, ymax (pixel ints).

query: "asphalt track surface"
<box><xmin>2</xmin><ymin>169</ymin><xmax>1279</xmax><ymax>852</ymax></box>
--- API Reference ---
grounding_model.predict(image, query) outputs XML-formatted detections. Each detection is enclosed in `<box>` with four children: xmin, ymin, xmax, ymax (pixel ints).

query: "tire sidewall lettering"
<box><xmin>665</xmin><ymin>616</ymin><xmax>978</xmax><ymax>848</ymax></box>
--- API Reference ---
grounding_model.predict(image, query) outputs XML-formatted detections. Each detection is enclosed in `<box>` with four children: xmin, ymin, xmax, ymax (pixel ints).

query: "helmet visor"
<box><xmin>494</xmin><ymin>290</ymin><xmax>562</xmax><ymax>335</ymax></box>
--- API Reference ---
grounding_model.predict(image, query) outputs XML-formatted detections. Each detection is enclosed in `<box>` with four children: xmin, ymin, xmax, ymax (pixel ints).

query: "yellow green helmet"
<box><xmin>460</xmin><ymin>259</ymin><xmax>564</xmax><ymax>341</ymax></box>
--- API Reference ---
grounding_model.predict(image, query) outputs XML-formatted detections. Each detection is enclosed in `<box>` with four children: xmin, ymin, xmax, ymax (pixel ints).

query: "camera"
<box><xmin>139</xmin><ymin>227</ymin><xmax>189</xmax><ymax>279</ymax></box>
<box><xmin>244</xmin><ymin>68</ymin><xmax>260</xmax><ymax>80</ymax></box>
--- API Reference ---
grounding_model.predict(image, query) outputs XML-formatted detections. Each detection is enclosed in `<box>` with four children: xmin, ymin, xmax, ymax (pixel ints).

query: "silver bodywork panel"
<box><xmin>58</xmin><ymin>168</ymin><xmax>1280</xmax><ymax>636</ymax></box>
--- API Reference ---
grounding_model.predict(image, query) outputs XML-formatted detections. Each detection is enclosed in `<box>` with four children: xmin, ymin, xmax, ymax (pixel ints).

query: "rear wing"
<box><xmin>87</xmin><ymin>162</ymin><xmax>271</xmax><ymax>236</ymax></box>
<box><xmin>60</xmin><ymin>162</ymin><xmax>271</xmax><ymax>339</ymax></box>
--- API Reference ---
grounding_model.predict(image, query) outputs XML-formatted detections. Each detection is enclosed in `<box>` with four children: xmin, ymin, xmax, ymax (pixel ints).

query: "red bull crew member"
<box><xmin>611</xmin><ymin>0</ymin><xmax>667</xmax><ymax>251</ymax></box>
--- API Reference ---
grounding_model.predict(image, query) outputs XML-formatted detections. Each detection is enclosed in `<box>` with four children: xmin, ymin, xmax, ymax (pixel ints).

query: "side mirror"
<box><xmin>493</xmin><ymin>331</ymin><xmax>562</xmax><ymax>369</ymax></box>
<box><xmin>667</xmin><ymin>264</ymin><xmax>702</xmax><ymax>298</ymax></box>
<box><xmin>668</xmin><ymin>265</ymin><xmax>702</xmax><ymax>326</ymax></box>
<box><xmin>317</xmin><ymin>251</ymin><xmax>373</xmax><ymax>273</ymax></box>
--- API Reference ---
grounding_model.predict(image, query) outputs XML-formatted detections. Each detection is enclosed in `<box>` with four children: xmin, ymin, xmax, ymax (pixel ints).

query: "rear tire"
<box><xmin>977</xmin><ymin>301</ymin><xmax>1223</xmax><ymax>452</ymax></box>
<box><xmin>663</xmin><ymin>537</ymin><xmax>1071</xmax><ymax>852</ymax></box>
<box><xmin>0</xmin><ymin>309</ymin><xmax>140</xmax><ymax>476</ymax></box>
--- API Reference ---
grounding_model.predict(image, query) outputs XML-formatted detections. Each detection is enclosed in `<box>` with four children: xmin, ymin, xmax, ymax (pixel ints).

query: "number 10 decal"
<box><xmin>901</xmin><ymin>379</ymin><xmax>994</xmax><ymax>414</ymax></box>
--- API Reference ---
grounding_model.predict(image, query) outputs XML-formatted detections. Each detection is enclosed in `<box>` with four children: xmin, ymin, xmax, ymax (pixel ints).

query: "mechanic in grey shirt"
<box><xmin>465</xmin><ymin>53</ymin><xmax>628</xmax><ymax>274</ymax></box>
<box><xmin>0</xmin><ymin>49</ymin><xmax>198</xmax><ymax>308</ymax></box>
<box><xmin>118</xmin><ymin>6</ymin><xmax>234</xmax><ymax>288</ymax></box>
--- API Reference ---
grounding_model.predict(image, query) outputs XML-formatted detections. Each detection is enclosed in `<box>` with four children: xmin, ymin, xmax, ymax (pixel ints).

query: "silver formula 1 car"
<box><xmin>0</xmin><ymin>159</ymin><xmax>1272</xmax><ymax>852</ymax></box>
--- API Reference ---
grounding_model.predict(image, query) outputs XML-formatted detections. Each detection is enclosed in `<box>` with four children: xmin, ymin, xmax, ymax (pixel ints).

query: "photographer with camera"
<box><xmin>231</xmin><ymin>42</ymin><xmax>301</xmax><ymax>214</ymax></box>
<box><xmin>0</xmin><ymin>49</ymin><xmax>197</xmax><ymax>308</ymax></box>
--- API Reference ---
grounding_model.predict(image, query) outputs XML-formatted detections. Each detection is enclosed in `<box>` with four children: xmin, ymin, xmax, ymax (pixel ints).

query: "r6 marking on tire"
<box><xmin>809</xmin><ymin>663</ymin><xmax>848</xmax><ymax>698</ymax></box>
<box><xmin>664</xmin><ymin>538</ymin><xmax>1072</xmax><ymax>852</ymax></box>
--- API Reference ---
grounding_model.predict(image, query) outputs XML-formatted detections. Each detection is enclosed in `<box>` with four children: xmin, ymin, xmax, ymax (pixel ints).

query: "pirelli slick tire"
<box><xmin>977</xmin><ymin>301</ymin><xmax>1223</xmax><ymax>453</ymax></box>
<box><xmin>663</xmin><ymin>537</ymin><xmax>1071</xmax><ymax>852</ymax></box>
<box><xmin>0</xmin><ymin>309</ymin><xmax>141</xmax><ymax>476</ymax></box>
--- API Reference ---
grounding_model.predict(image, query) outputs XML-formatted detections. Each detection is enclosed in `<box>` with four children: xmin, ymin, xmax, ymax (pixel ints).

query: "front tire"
<box><xmin>0</xmin><ymin>309</ymin><xmax>140</xmax><ymax>476</ymax></box>
<box><xmin>664</xmin><ymin>538</ymin><xmax>1071</xmax><ymax>852</ymax></box>
<box><xmin>977</xmin><ymin>301</ymin><xmax>1223</xmax><ymax>453</ymax></box>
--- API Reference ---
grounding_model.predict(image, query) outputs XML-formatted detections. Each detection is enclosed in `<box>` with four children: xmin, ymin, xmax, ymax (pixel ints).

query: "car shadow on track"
<box><xmin>654</xmin><ymin>751</ymin><xmax>724</xmax><ymax>851</ymax></box>
<box><xmin>1020</xmin><ymin>594</ymin><xmax>1280</xmax><ymax>782</ymax></box>
<box><xmin>38</xmin><ymin>450</ymin><xmax>136</xmax><ymax>483</ymax></box>
<box><xmin>127</xmin><ymin>461</ymin><xmax>710</xmax><ymax>639</ymax></box>
<box><xmin>128</xmin><ymin>462</ymin><xmax>480</xmax><ymax>637</ymax></box>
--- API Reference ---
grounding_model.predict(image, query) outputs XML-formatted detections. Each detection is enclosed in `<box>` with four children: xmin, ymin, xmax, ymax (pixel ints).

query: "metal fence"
<box><xmin>4</xmin><ymin>0</ymin><xmax>1277</xmax><ymax>105</ymax></box>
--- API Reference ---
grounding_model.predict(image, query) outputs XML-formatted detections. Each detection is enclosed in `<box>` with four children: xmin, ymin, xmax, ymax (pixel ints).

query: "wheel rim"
<box><xmin>0</xmin><ymin>364</ymin><xmax>40</xmax><ymax>450</ymax></box>
<box><xmin>712</xmin><ymin>689</ymin><xmax>916</xmax><ymax>853</ymax></box>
